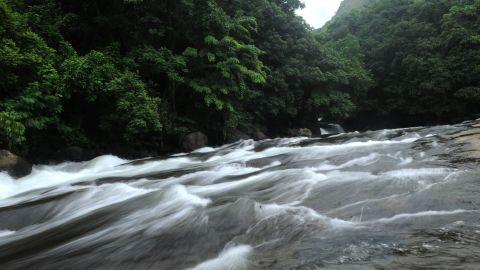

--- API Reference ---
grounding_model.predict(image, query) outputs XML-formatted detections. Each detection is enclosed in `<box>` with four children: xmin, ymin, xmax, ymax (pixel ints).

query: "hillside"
<box><xmin>324</xmin><ymin>0</ymin><xmax>480</xmax><ymax>128</ymax></box>
<box><xmin>336</xmin><ymin>0</ymin><xmax>376</xmax><ymax>16</ymax></box>
<box><xmin>0</xmin><ymin>0</ymin><xmax>370</xmax><ymax>160</ymax></box>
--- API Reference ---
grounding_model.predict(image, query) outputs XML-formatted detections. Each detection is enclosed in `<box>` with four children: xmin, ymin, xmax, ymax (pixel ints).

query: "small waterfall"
<box><xmin>319</xmin><ymin>123</ymin><xmax>345</xmax><ymax>135</ymax></box>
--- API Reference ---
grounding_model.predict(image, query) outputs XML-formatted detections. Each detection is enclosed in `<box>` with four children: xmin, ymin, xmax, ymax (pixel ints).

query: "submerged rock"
<box><xmin>0</xmin><ymin>150</ymin><xmax>32</xmax><ymax>178</ymax></box>
<box><xmin>182</xmin><ymin>132</ymin><xmax>208</xmax><ymax>152</ymax></box>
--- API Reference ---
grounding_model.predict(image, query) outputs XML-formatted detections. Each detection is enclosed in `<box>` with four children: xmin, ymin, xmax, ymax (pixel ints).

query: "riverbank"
<box><xmin>3</xmin><ymin>119</ymin><xmax>480</xmax><ymax>178</ymax></box>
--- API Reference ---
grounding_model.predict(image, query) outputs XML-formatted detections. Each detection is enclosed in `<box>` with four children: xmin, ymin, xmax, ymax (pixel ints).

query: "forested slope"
<box><xmin>0</xmin><ymin>0</ymin><xmax>370</xmax><ymax>159</ymax></box>
<box><xmin>1</xmin><ymin>0</ymin><xmax>480</xmax><ymax>160</ymax></box>
<box><xmin>335</xmin><ymin>0</ymin><xmax>375</xmax><ymax>16</ymax></box>
<box><xmin>323</xmin><ymin>0</ymin><xmax>480</xmax><ymax>128</ymax></box>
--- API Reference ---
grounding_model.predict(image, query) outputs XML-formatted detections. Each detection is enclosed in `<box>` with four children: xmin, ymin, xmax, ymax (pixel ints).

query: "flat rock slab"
<box><xmin>450</xmin><ymin>122</ymin><xmax>480</xmax><ymax>160</ymax></box>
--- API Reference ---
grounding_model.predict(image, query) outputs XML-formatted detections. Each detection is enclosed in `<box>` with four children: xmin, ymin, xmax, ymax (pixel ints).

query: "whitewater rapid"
<box><xmin>1</xmin><ymin>122</ymin><xmax>480</xmax><ymax>269</ymax></box>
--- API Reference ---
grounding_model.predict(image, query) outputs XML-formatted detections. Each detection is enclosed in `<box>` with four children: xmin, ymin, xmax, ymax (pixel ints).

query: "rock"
<box><xmin>252</xmin><ymin>131</ymin><xmax>268</xmax><ymax>141</ymax></box>
<box><xmin>450</xmin><ymin>126</ymin><xmax>480</xmax><ymax>159</ymax></box>
<box><xmin>182</xmin><ymin>132</ymin><xmax>208</xmax><ymax>152</ymax></box>
<box><xmin>287</xmin><ymin>129</ymin><xmax>297</xmax><ymax>137</ymax></box>
<box><xmin>0</xmin><ymin>150</ymin><xmax>32</xmax><ymax>178</ymax></box>
<box><xmin>227</xmin><ymin>130</ymin><xmax>251</xmax><ymax>143</ymax></box>
<box><xmin>298</xmin><ymin>128</ymin><xmax>313</xmax><ymax>137</ymax></box>
<box><xmin>287</xmin><ymin>128</ymin><xmax>312</xmax><ymax>138</ymax></box>
<box><xmin>54</xmin><ymin>146</ymin><xmax>88</xmax><ymax>162</ymax></box>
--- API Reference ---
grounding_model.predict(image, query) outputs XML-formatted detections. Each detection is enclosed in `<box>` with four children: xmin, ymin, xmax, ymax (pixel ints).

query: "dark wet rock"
<box><xmin>252</xmin><ymin>130</ymin><xmax>268</xmax><ymax>141</ymax></box>
<box><xmin>227</xmin><ymin>129</ymin><xmax>250</xmax><ymax>143</ymax></box>
<box><xmin>54</xmin><ymin>146</ymin><xmax>90</xmax><ymax>162</ymax></box>
<box><xmin>287</xmin><ymin>128</ymin><xmax>312</xmax><ymax>137</ymax></box>
<box><xmin>182</xmin><ymin>132</ymin><xmax>208</xmax><ymax>152</ymax></box>
<box><xmin>0</xmin><ymin>150</ymin><xmax>32</xmax><ymax>178</ymax></box>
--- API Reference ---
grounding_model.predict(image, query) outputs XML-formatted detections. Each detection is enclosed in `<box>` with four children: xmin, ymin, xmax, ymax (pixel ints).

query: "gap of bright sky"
<box><xmin>296</xmin><ymin>0</ymin><xmax>343</xmax><ymax>29</ymax></box>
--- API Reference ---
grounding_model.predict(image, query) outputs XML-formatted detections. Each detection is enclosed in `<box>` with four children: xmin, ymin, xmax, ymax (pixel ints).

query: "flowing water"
<box><xmin>1</xmin><ymin>122</ymin><xmax>480</xmax><ymax>269</ymax></box>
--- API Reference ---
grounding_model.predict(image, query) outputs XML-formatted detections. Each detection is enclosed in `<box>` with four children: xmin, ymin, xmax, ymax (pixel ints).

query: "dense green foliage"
<box><xmin>1</xmin><ymin>0</ymin><xmax>479</xmax><ymax>158</ymax></box>
<box><xmin>324</xmin><ymin>0</ymin><xmax>480</xmax><ymax>127</ymax></box>
<box><xmin>0</xmin><ymin>0</ymin><xmax>370</xmax><ymax>158</ymax></box>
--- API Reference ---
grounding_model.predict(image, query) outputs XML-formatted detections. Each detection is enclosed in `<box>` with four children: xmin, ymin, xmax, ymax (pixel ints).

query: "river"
<box><xmin>0</xmin><ymin>121</ymin><xmax>479</xmax><ymax>269</ymax></box>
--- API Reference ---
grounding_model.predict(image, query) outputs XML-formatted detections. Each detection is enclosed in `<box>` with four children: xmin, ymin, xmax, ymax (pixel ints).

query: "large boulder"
<box><xmin>0</xmin><ymin>150</ymin><xmax>32</xmax><ymax>178</ymax></box>
<box><xmin>298</xmin><ymin>128</ymin><xmax>313</xmax><ymax>137</ymax></box>
<box><xmin>287</xmin><ymin>128</ymin><xmax>312</xmax><ymax>138</ymax></box>
<box><xmin>227</xmin><ymin>129</ymin><xmax>251</xmax><ymax>143</ymax></box>
<box><xmin>252</xmin><ymin>131</ymin><xmax>268</xmax><ymax>141</ymax></box>
<box><xmin>182</xmin><ymin>132</ymin><xmax>208</xmax><ymax>152</ymax></box>
<box><xmin>54</xmin><ymin>146</ymin><xmax>88</xmax><ymax>162</ymax></box>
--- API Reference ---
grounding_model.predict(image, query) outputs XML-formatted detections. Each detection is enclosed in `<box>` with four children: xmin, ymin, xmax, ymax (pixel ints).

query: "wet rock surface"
<box><xmin>450</xmin><ymin>122</ymin><xmax>480</xmax><ymax>159</ymax></box>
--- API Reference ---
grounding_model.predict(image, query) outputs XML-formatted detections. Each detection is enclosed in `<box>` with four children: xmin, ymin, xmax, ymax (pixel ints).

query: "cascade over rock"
<box><xmin>319</xmin><ymin>123</ymin><xmax>345</xmax><ymax>135</ymax></box>
<box><xmin>0</xmin><ymin>120</ymin><xmax>479</xmax><ymax>269</ymax></box>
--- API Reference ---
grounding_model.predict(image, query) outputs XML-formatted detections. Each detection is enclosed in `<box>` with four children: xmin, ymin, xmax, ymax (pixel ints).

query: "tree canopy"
<box><xmin>1</xmin><ymin>0</ymin><xmax>479</xmax><ymax>159</ymax></box>
<box><xmin>324</xmin><ymin>0</ymin><xmax>480</xmax><ymax>127</ymax></box>
<box><xmin>0</xmin><ymin>0</ymin><xmax>369</xmax><ymax>158</ymax></box>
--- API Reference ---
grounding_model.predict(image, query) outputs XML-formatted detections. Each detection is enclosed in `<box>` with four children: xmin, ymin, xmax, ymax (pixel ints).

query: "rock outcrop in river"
<box><xmin>0</xmin><ymin>150</ymin><xmax>32</xmax><ymax>178</ymax></box>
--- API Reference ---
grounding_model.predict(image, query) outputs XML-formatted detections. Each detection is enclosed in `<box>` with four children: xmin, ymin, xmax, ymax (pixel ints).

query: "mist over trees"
<box><xmin>1</xmin><ymin>0</ymin><xmax>479</xmax><ymax>159</ymax></box>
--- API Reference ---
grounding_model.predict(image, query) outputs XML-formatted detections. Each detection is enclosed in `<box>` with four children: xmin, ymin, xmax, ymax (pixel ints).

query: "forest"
<box><xmin>1</xmin><ymin>0</ymin><xmax>479</xmax><ymax>160</ymax></box>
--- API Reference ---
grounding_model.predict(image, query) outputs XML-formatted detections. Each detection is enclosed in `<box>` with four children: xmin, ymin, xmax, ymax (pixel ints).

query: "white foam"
<box><xmin>131</xmin><ymin>185</ymin><xmax>211</xmax><ymax>236</ymax></box>
<box><xmin>254</xmin><ymin>203</ymin><xmax>354</xmax><ymax>228</ymax></box>
<box><xmin>382</xmin><ymin>168</ymin><xmax>451</xmax><ymax>178</ymax></box>
<box><xmin>277</xmin><ymin>137</ymin><xmax>308</xmax><ymax>145</ymax></box>
<box><xmin>212</xmin><ymin>163</ymin><xmax>257</xmax><ymax>175</ymax></box>
<box><xmin>0</xmin><ymin>230</ymin><xmax>15</xmax><ymax>237</ymax></box>
<box><xmin>187</xmin><ymin>169</ymin><xmax>277</xmax><ymax>197</ymax></box>
<box><xmin>48</xmin><ymin>184</ymin><xmax>211</xmax><ymax>248</ymax></box>
<box><xmin>370</xmin><ymin>209</ymin><xmax>470</xmax><ymax>223</ymax></box>
<box><xmin>188</xmin><ymin>245</ymin><xmax>253</xmax><ymax>270</ymax></box>
<box><xmin>0</xmin><ymin>155</ymin><xmax>200</xmax><ymax>200</ymax></box>
<box><xmin>164</xmin><ymin>185</ymin><xmax>211</xmax><ymax>207</ymax></box>
<box><xmin>315</xmin><ymin>154</ymin><xmax>379</xmax><ymax>171</ymax></box>
<box><xmin>54</xmin><ymin>183</ymin><xmax>152</xmax><ymax>219</ymax></box>
<box><xmin>0</xmin><ymin>172</ymin><xmax>17</xmax><ymax>199</ymax></box>
<box><xmin>193</xmin><ymin>147</ymin><xmax>215</xmax><ymax>153</ymax></box>
<box><xmin>398</xmin><ymin>157</ymin><xmax>413</xmax><ymax>165</ymax></box>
